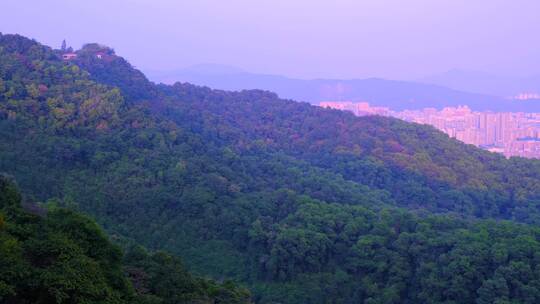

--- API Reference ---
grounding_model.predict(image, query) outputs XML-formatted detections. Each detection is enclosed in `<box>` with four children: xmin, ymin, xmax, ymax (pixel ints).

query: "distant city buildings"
<box><xmin>514</xmin><ymin>92</ymin><xmax>540</xmax><ymax>100</ymax></box>
<box><xmin>320</xmin><ymin>101</ymin><xmax>540</xmax><ymax>159</ymax></box>
<box><xmin>319</xmin><ymin>101</ymin><xmax>391</xmax><ymax>117</ymax></box>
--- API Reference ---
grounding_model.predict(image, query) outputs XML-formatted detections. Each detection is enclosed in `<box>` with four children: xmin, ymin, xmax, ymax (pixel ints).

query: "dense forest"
<box><xmin>0</xmin><ymin>174</ymin><xmax>250</xmax><ymax>303</ymax></box>
<box><xmin>2</xmin><ymin>33</ymin><xmax>540</xmax><ymax>303</ymax></box>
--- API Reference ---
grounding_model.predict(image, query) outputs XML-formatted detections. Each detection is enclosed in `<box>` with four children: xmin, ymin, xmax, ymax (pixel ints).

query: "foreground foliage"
<box><xmin>0</xmin><ymin>175</ymin><xmax>250</xmax><ymax>304</ymax></box>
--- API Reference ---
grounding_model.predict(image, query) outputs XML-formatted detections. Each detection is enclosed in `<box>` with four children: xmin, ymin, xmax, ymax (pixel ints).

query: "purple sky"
<box><xmin>1</xmin><ymin>0</ymin><xmax>539</xmax><ymax>79</ymax></box>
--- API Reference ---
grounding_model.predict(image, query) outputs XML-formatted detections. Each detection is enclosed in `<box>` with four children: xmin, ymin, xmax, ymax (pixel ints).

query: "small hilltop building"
<box><xmin>62</xmin><ymin>53</ymin><xmax>77</xmax><ymax>60</ymax></box>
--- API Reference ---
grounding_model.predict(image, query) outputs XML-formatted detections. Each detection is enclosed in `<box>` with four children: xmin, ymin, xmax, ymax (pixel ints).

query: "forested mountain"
<box><xmin>3</xmin><ymin>33</ymin><xmax>540</xmax><ymax>303</ymax></box>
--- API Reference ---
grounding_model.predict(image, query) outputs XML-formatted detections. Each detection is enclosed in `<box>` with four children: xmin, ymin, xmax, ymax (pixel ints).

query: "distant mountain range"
<box><xmin>145</xmin><ymin>64</ymin><xmax>540</xmax><ymax>112</ymax></box>
<box><xmin>419</xmin><ymin>69</ymin><xmax>540</xmax><ymax>98</ymax></box>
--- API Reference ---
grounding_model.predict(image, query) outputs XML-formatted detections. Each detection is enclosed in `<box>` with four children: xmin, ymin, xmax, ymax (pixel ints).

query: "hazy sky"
<box><xmin>1</xmin><ymin>0</ymin><xmax>539</xmax><ymax>79</ymax></box>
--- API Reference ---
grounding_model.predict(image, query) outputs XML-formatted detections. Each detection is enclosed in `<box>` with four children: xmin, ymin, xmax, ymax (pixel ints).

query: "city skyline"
<box><xmin>320</xmin><ymin>101</ymin><xmax>540</xmax><ymax>159</ymax></box>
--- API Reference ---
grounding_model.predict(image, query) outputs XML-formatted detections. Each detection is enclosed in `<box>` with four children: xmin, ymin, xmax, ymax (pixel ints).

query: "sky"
<box><xmin>1</xmin><ymin>0</ymin><xmax>539</xmax><ymax>80</ymax></box>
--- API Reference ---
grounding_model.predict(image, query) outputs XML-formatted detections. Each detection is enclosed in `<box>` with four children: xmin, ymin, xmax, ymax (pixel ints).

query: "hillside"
<box><xmin>145</xmin><ymin>65</ymin><xmax>540</xmax><ymax>112</ymax></box>
<box><xmin>3</xmin><ymin>33</ymin><xmax>540</xmax><ymax>303</ymax></box>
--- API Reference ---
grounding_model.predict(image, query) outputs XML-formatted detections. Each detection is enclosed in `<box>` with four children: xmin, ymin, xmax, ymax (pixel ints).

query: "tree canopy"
<box><xmin>2</xmin><ymin>32</ymin><xmax>540</xmax><ymax>303</ymax></box>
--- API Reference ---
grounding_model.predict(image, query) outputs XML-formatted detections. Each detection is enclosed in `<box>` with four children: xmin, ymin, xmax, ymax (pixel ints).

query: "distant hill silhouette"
<box><xmin>420</xmin><ymin>69</ymin><xmax>540</xmax><ymax>99</ymax></box>
<box><xmin>146</xmin><ymin>64</ymin><xmax>540</xmax><ymax>112</ymax></box>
